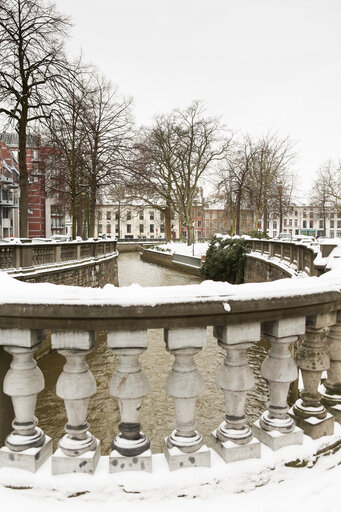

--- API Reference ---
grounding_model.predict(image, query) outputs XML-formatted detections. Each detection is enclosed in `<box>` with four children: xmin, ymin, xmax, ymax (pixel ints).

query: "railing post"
<box><xmin>108</xmin><ymin>330</ymin><xmax>151</xmax><ymax>473</ymax></box>
<box><xmin>321</xmin><ymin>310</ymin><xmax>341</xmax><ymax>421</ymax></box>
<box><xmin>290</xmin><ymin>312</ymin><xmax>336</xmax><ymax>438</ymax></box>
<box><xmin>163</xmin><ymin>327</ymin><xmax>210</xmax><ymax>470</ymax></box>
<box><xmin>253</xmin><ymin>318</ymin><xmax>305</xmax><ymax>450</ymax></box>
<box><xmin>212</xmin><ymin>323</ymin><xmax>261</xmax><ymax>462</ymax></box>
<box><xmin>0</xmin><ymin>329</ymin><xmax>52</xmax><ymax>472</ymax></box>
<box><xmin>51</xmin><ymin>330</ymin><xmax>99</xmax><ymax>475</ymax></box>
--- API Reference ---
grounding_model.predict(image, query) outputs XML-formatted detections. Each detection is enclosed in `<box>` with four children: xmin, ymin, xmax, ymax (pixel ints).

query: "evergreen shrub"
<box><xmin>201</xmin><ymin>236</ymin><xmax>250</xmax><ymax>283</ymax></box>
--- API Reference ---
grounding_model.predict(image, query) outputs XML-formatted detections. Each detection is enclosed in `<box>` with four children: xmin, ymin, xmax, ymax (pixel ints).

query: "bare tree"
<box><xmin>130</xmin><ymin>101</ymin><xmax>231</xmax><ymax>244</ymax></box>
<box><xmin>0</xmin><ymin>0</ymin><xmax>70</xmax><ymax>236</ymax></box>
<box><xmin>83</xmin><ymin>75</ymin><xmax>133</xmax><ymax>237</ymax></box>
<box><xmin>247</xmin><ymin>133</ymin><xmax>296</xmax><ymax>232</ymax></box>
<box><xmin>310</xmin><ymin>161</ymin><xmax>338</xmax><ymax>236</ymax></box>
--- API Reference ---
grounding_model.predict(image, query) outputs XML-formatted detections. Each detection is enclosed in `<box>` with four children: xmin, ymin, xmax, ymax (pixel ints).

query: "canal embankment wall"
<box><xmin>140</xmin><ymin>248</ymin><xmax>202</xmax><ymax>276</ymax></box>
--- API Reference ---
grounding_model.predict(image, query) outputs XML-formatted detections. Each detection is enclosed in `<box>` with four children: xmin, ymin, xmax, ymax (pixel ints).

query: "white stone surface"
<box><xmin>107</xmin><ymin>329</ymin><xmax>147</xmax><ymax>348</ymax></box>
<box><xmin>0</xmin><ymin>328</ymin><xmax>43</xmax><ymax>348</ymax></box>
<box><xmin>0</xmin><ymin>436</ymin><xmax>52</xmax><ymax>472</ymax></box>
<box><xmin>51</xmin><ymin>330</ymin><xmax>95</xmax><ymax>350</ymax></box>
<box><xmin>214</xmin><ymin>322</ymin><xmax>261</xmax><ymax>344</ymax></box>
<box><xmin>263</xmin><ymin>316</ymin><xmax>306</xmax><ymax>338</ymax></box>
<box><xmin>109</xmin><ymin>449</ymin><xmax>152</xmax><ymax>473</ymax></box>
<box><xmin>52</xmin><ymin>440</ymin><xmax>100</xmax><ymax>475</ymax></box>
<box><xmin>211</xmin><ymin>430</ymin><xmax>261</xmax><ymax>463</ymax></box>
<box><xmin>163</xmin><ymin>440</ymin><xmax>210</xmax><ymax>471</ymax></box>
<box><xmin>164</xmin><ymin>327</ymin><xmax>206</xmax><ymax>349</ymax></box>
<box><xmin>252</xmin><ymin>420</ymin><xmax>303</xmax><ymax>450</ymax></box>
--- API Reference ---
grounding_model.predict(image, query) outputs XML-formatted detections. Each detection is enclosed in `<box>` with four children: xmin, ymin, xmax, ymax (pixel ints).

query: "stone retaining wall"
<box><xmin>244</xmin><ymin>254</ymin><xmax>292</xmax><ymax>282</ymax></box>
<box><xmin>140</xmin><ymin>248</ymin><xmax>201</xmax><ymax>276</ymax></box>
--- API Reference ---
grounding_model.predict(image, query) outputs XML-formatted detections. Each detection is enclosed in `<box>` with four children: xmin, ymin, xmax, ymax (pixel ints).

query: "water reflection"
<box><xmin>36</xmin><ymin>252</ymin><xmax>268</xmax><ymax>453</ymax></box>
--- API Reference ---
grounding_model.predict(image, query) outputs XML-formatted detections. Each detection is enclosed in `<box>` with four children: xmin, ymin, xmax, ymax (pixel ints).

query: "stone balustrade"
<box><xmin>0</xmin><ymin>260</ymin><xmax>341</xmax><ymax>475</ymax></box>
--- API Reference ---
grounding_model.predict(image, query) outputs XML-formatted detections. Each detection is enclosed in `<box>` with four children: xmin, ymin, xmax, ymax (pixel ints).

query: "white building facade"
<box><xmin>267</xmin><ymin>205</ymin><xmax>340</xmax><ymax>239</ymax></box>
<box><xmin>95</xmin><ymin>204</ymin><xmax>180</xmax><ymax>240</ymax></box>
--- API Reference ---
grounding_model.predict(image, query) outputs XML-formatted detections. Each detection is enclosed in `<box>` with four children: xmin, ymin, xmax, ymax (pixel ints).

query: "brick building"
<box><xmin>0</xmin><ymin>133</ymin><xmax>46</xmax><ymax>238</ymax></box>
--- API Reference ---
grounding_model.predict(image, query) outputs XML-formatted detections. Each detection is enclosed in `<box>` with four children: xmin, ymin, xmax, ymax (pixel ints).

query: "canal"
<box><xmin>35</xmin><ymin>252</ymin><xmax>269</xmax><ymax>454</ymax></box>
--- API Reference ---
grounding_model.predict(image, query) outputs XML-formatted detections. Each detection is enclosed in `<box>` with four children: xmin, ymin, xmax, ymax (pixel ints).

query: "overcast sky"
<box><xmin>54</xmin><ymin>0</ymin><xmax>341</xmax><ymax>200</ymax></box>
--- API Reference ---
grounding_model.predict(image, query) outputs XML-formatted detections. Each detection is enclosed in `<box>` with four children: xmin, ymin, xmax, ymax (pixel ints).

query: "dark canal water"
<box><xmin>36</xmin><ymin>253</ymin><xmax>269</xmax><ymax>454</ymax></box>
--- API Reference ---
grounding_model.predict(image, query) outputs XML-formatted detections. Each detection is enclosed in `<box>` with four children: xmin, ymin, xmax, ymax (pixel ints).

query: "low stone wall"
<box><xmin>14</xmin><ymin>253</ymin><xmax>119</xmax><ymax>287</ymax></box>
<box><xmin>140</xmin><ymin>248</ymin><xmax>201</xmax><ymax>276</ymax></box>
<box><xmin>244</xmin><ymin>254</ymin><xmax>292</xmax><ymax>283</ymax></box>
<box><xmin>1</xmin><ymin>240</ymin><xmax>119</xmax><ymax>288</ymax></box>
<box><xmin>118</xmin><ymin>242</ymin><xmax>166</xmax><ymax>253</ymax></box>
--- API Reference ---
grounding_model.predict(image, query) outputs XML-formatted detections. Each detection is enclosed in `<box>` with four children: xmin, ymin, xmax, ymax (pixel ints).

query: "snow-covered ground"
<box><xmin>1</xmin><ymin>426</ymin><xmax>341</xmax><ymax>511</ymax></box>
<box><xmin>148</xmin><ymin>240</ymin><xmax>210</xmax><ymax>257</ymax></box>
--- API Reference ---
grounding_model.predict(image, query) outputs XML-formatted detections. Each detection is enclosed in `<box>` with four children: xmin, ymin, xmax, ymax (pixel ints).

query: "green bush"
<box><xmin>201</xmin><ymin>236</ymin><xmax>250</xmax><ymax>283</ymax></box>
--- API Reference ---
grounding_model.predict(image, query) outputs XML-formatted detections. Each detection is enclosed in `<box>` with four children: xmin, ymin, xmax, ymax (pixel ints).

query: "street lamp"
<box><xmin>192</xmin><ymin>221</ymin><xmax>195</xmax><ymax>256</ymax></box>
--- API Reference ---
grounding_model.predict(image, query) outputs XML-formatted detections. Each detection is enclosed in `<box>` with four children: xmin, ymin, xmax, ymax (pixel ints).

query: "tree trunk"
<box><xmin>235</xmin><ymin>189</ymin><xmax>241</xmax><ymax>236</ymax></box>
<box><xmin>89</xmin><ymin>182</ymin><xmax>97</xmax><ymax>238</ymax></box>
<box><xmin>165</xmin><ymin>205</ymin><xmax>171</xmax><ymax>242</ymax></box>
<box><xmin>18</xmin><ymin>118</ymin><xmax>29</xmax><ymax>238</ymax></box>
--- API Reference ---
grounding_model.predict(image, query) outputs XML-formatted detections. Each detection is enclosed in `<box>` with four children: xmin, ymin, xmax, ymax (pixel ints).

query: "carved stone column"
<box><xmin>212</xmin><ymin>323</ymin><xmax>261</xmax><ymax>462</ymax></box>
<box><xmin>108</xmin><ymin>330</ymin><xmax>151</xmax><ymax>473</ymax></box>
<box><xmin>321</xmin><ymin>311</ymin><xmax>341</xmax><ymax>421</ymax></box>
<box><xmin>0</xmin><ymin>329</ymin><xmax>52</xmax><ymax>472</ymax></box>
<box><xmin>164</xmin><ymin>327</ymin><xmax>210</xmax><ymax>471</ymax></box>
<box><xmin>253</xmin><ymin>318</ymin><xmax>305</xmax><ymax>450</ymax></box>
<box><xmin>51</xmin><ymin>330</ymin><xmax>100</xmax><ymax>475</ymax></box>
<box><xmin>290</xmin><ymin>313</ymin><xmax>335</xmax><ymax>439</ymax></box>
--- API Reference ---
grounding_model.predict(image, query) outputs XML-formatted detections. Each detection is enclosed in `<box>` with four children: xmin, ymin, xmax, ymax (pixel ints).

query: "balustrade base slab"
<box><xmin>163</xmin><ymin>439</ymin><xmax>211</xmax><ymax>471</ymax></box>
<box><xmin>327</xmin><ymin>404</ymin><xmax>341</xmax><ymax>423</ymax></box>
<box><xmin>252</xmin><ymin>420</ymin><xmax>303</xmax><ymax>451</ymax></box>
<box><xmin>51</xmin><ymin>439</ymin><xmax>100</xmax><ymax>475</ymax></box>
<box><xmin>211</xmin><ymin>430</ymin><xmax>261</xmax><ymax>463</ymax></box>
<box><xmin>0</xmin><ymin>436</ymin><xmax>52</xmax><ymax>473</ymax></box>
<box><xmin>288</xmin><ymin>408</ymin><xmax>334</xmax><ymax>440</ymax></box>
<box><xmin>109</xmin><ymin>449</ymin><xmax>152</xmax><ymax>473</ymax></box>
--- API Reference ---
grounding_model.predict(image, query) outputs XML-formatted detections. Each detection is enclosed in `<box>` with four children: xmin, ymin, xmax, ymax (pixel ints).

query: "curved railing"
<box><xmin>0</xmin><ymin>240</ymin><xmax>341</xmax><ymax>474</ymax></box>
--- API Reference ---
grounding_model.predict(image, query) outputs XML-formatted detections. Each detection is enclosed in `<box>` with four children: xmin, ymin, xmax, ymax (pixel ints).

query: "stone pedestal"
<box><xmin>0</xmin><ymin>435</ymin><xmax>52</xmax><ymax>472</ymax></box>
<box><xmin>252</xmin><ymin>420</ymin><xmax>303</xmax><ymax>451</ymax></box>
<box><xmin>52</xmin><ymin>439</ymin><xmax>100</xmax><ymax>475</ymax></box>
<box><xmin>288</xmin><ymin>403</ymin><xmax>334</xmax><ymax>439</ymax></box>
<box><xmin>163</xmin><ymin>439</ymin><xmax>210</xmax><ymax>471</ymax></box>
<box><xmin>320</xmin><ymin>312</ymin><xmax>341</xmax><ymax>422</ymax></box>
<box><xmin>211</xmin><ymin>429</ymin><xmax>261</xmax><ymax>462</ymax></box>
<box><xmin>109</xmin><ymin>448</ymin><xmax>152</xmax><ymax>473</ymax></box>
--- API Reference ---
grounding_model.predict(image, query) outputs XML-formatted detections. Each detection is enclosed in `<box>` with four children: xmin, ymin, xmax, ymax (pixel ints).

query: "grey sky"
<box><xmin>55</xmin><ymin>0</ymin><xmax>341</xmax><ymax>198</ymax></box>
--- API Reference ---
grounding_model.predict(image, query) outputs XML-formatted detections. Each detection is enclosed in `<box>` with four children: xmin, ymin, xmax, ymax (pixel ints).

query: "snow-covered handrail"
<box><xmin>0</xmin><ymin>252</ymin><xmax>341</xmax><ymax>475</ymax></box>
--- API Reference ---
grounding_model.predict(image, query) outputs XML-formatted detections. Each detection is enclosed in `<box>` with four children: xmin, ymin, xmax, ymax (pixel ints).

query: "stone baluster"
<box><xmin>0</xmin><ymin>329</ymin><xmax>52</xmax><ymax>472</ymax></box>
<box><xmin>253</xmin><ymin>318</ymin><xmax>305</xmax><ymax>450</ymax></box>
<box><xmin>164</xmin><ymin>327</ymin><xmax>210</xmax><ymax>470</ymax></box>
<box><xmin>51</xmin><ymin>330</ymin><xmax>99</xmax><ymax>475</ymax></box>
<box><xmin>212</xmin><ymin>323</ymin><xmax>261</xmax><ymax>462</ymax></box>
<box><xmin>321</xmin><ymin>310</ymin><xmax>341</xmax><ymax>421</ymax></box>
<box><xmin>290</xmin><ymin>313</ymin><xmax>336</xmax><ymax>438</ymax></box>
<box><xmin>108</xmin><ymin>330</ymin><xmax>151</xmax><ymax>473</ymax></box>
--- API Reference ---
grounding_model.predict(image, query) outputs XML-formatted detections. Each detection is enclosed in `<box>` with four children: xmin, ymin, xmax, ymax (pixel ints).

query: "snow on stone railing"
<box><xmin>1</xmin><ymin>256</ymin><xmax>341</xmax><ymax>475</ymax></box>
<box><xmin>0</xmin><ymin>239</ymin><xmax>117</xmax><ymax>272</ymax></box>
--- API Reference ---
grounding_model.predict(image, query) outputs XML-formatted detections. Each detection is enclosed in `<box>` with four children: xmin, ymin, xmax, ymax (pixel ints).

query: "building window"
<box><xmin>309</xmin><ymin>220</ymin><xmax>313</xmax><ymax>228</ymax></box>
<box><xmin>98</xmin><ymin>211</ymin><xmax>102</xmax><ymax>220</ymax></box>
<box><xmin>205</xmin><ymin>212</ymin><xmax>210</xmax><ymax>219</ymax></box>
<box><xmin>182</xmin><ymin>230</ymin><xmax>187</xmax><ymax>238</ymax></box>
<box><xmin>294</xmin><ymin>219</ymin><xmax>298</xmax><ymax>227</ymax></box>
<box><xmin>127</xmin><ymin>224</ymin><xmax>131</xmax><ymax>233</ymax></box>
<box><xmin>139</xmin><ymin>211</ymin><xmax>144</xmax><ymax>220</ymax></box>
<box><xmin>303</xmin><ymin>220</ymin><xmax>307</xmax><ymax>228</ymax></box>
<box><xmin>115</xmin><ymin>225</ymin><xmax>119</xmax><ymax>233</ymax></box>
<box><xmin>107</xmin><ymin>224</ymin><xmax>111</xmax><ymax>233</ymax></box>
<box><xmin>197</xmin><ymin>210</ymin><xmax>202</xmax><ymax>218</ymax></box>
<box><xmin>330</xmin><ymin>231</ymin><xmax>335</xmax><ymax>237</ymax></box>
<box><xmin>150</xmin><ymin>224</ymin><xmax>154</xmax><ymax>233</ymax></box>
<box><xmin>331</xmin><ymin>220</ymin><xmax>335</xmax><ymax>228</ymax></box>
<box><xmin>197</xmin><ymin>230</ymin><xmax>202</xmax><ymax>238</ymax></box>
<box><xmin>98</xmin><ymin>223</ymin><xmax>102</xmax><ymax>233</ymax></box>
<box><xmin>273</xmin><ymin>221</ymin><xmax>277</xmax><ymax>229</ymax></box>
<box><xmin>197</xmin><ymin>220</ymin><xmax>202</xmax><ymax>228</ymax></box>
<box><xmin>160</xmin><ymin>212</ymin><xmax>165</xmax><ymax>221</ymax></box>
<box><xmin>303</xmin><ymin>211</ymin><xmax>307</xmax><ymax>218</ymax></box>
<box><xmin>139</xmin><ymin>224</ymin><xmax>144</xmax><ymax>233</ymax></box>
<box><xmin>284</xmin><ymin>219</ymin><xmax>287</xmax><ymax>227</ymax></box>
<box><xmin>212</xmin><ymin>211</ymin><xmax>217</xmax><ymax>219</ymax></box>
<box><xmin>150</xmin><ymin>211</ymin><xmax>154</xmax><ymax>220</ymax></box>
<box><xmin>319</xmin><ymin>220</ymin><xmax>324</xmax><ymax>229</ymax></box>
<box><xmin>127</xmin><ymin>211</ymin><xmax>131</xmax><ymax>220</ymax></box>
<box><xmin>337</xmin><ymin>231</ymin><xmax>341</xmax><ymax>238</ymax></box>
<box><xmin>289</xmin><ymin>219</ymin><xmax>292</xmax><ymax>227</ymax></box>
<box><xmin>337</xmin><ymin>212</ymin><xmax>341</xmax><ymax>219</ymax></box>
<box><xmin>160</xmin><ymin>224</ymin><xmax>165</xmax><ymax>233</ymax></box>
<box><xmin>107</xmin><ymin>211</ymin><xmax>111</xmax><ymax>220</ymax></box>
<box><xmin>295</xmin><ymin>211</ymin><xmax>298</xmax><ymax>216</ymax></box>
<box><xmin>273</xmin><ymin>231</ymin><xmax>277</xmax><ymax>237</ymax></box>
<box><xmin>337</xmin><ymin>220</ymin><xmax>341</xmax><ymax>229</ymax></box>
